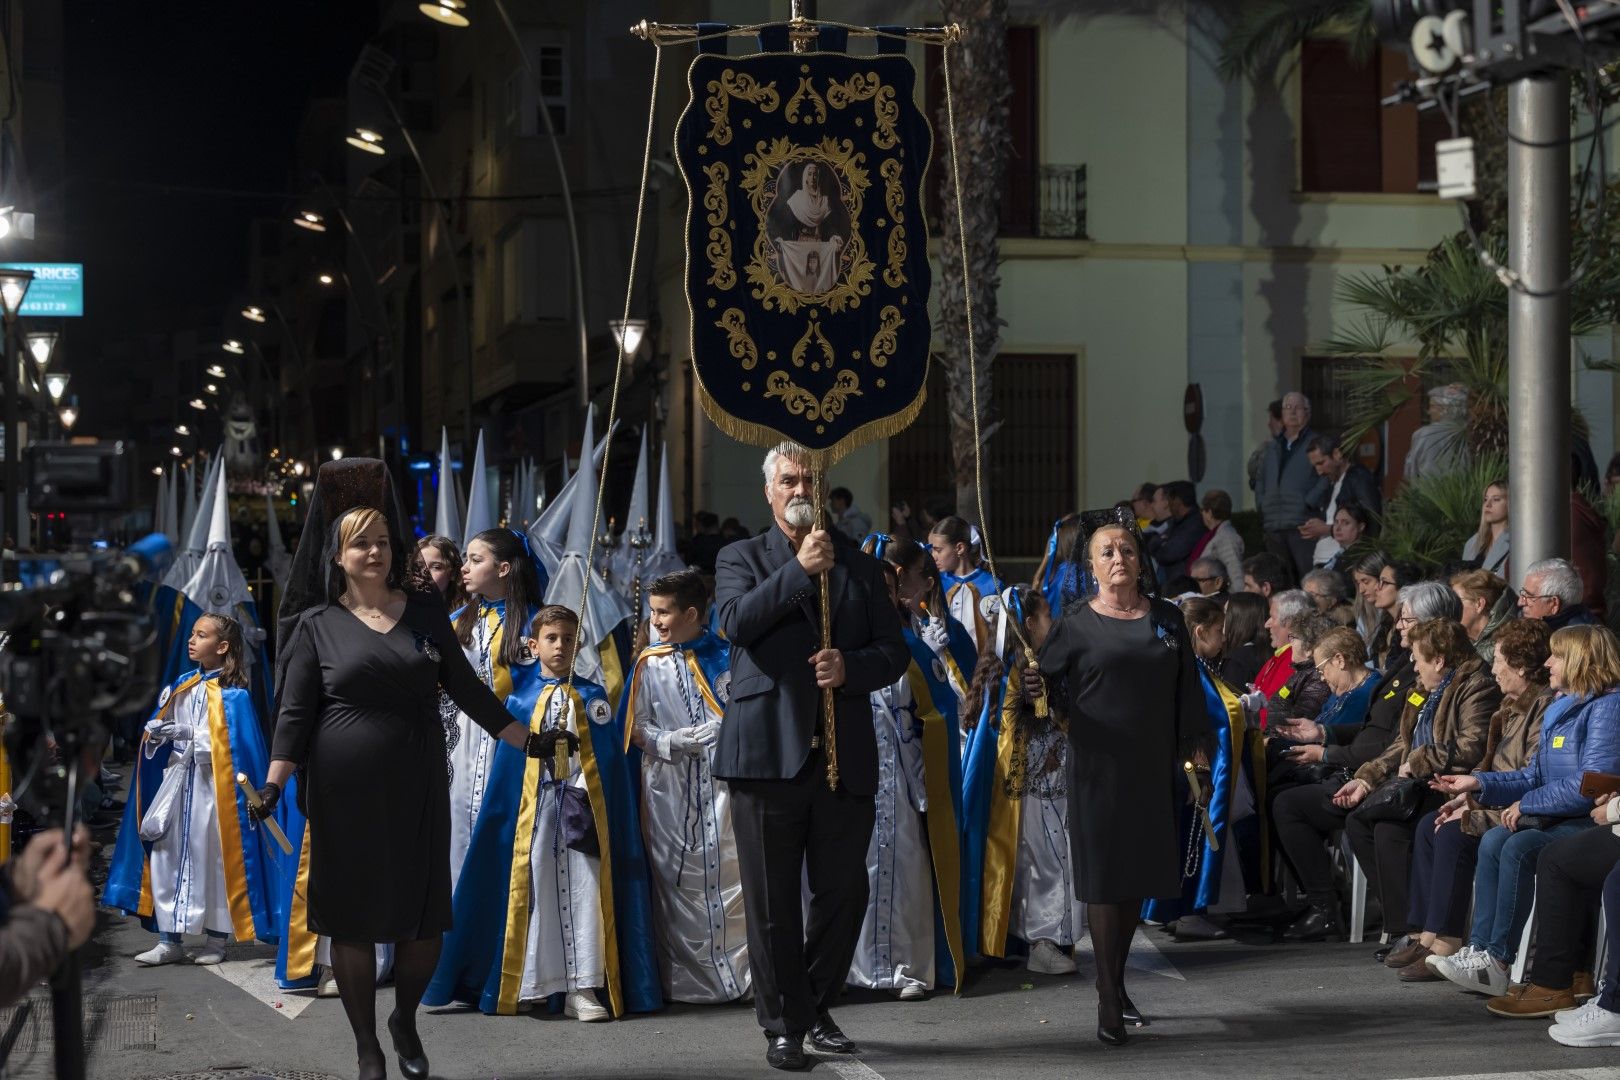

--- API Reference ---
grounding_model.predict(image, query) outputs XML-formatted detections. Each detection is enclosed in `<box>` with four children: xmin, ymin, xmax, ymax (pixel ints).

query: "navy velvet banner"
<box><xmin>675</xmin><ymin>49</ymin><xmax>933</xmax><ymax>461</ymax></box>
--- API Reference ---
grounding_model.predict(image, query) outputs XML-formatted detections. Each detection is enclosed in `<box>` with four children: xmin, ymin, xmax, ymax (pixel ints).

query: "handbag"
<box><xmin>1352</xmin><ymin>776</ymin><xmax>1427</xmax><ymax>825</ymax></box>
<box><xmin>557</xmin><ymin>785</ymin><xmax>599</xmax><ymax>857</ymax></box>
<box><xmin>138</xmin><ymin>756</ymin><xmax>191</xmax><ymax>842</ymax></box>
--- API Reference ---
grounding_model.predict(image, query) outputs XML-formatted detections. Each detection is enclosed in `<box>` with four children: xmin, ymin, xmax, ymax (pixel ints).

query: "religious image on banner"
<box><xmin>675</xmin><ymin>45</ymin><xmax>934</xmax><ymax>460</ymax></box>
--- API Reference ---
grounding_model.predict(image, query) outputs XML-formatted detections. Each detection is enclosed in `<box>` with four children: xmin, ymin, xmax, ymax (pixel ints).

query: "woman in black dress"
<box><xmin>1023</xmin><ymin>508</ymin><xmax>1205</xmax><ymax>1046</ymax></box>
<box><xmin>253</xmin><ymin>461</ymin><xmax>562</xmax><ymax>1080</ymax></box>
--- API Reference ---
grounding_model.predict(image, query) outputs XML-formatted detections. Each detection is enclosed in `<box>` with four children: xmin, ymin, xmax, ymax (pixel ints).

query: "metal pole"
<box><xmin>491</xmin><ymin>0</ymin><xmax>591</xmax><ymax>411</ymax></box>
<box><xmin>1506</xmin><ymin>73</ymin><xmax>1571</xmax><ymax>586</ymax></box>
<box><xmin>2</xmin><ymin>320</ymin><xmax>16</xmax><ymax>549</ymax></box>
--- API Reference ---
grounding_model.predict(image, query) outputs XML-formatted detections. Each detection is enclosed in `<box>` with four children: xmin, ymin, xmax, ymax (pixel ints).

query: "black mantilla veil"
<box><xmin>273</xmin><ymin>458</ymin><xmax>427</xmax><ymax>696</ymax></box>
<box><xmin>1063</xmin><ymin>504</ymin><xmax>1158</xmax><ymax>604</ymax></box>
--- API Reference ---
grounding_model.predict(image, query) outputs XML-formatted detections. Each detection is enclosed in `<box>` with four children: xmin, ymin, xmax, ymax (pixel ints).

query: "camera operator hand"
<box><xmin>30</xmin><ymin>844</ymin><xmax>94</xmax><ymax>950</ymax></box>
<box><xmin>0</xmin><ymin>827</ymin><xmax>96</xmax><ymax>1009</ymax></box>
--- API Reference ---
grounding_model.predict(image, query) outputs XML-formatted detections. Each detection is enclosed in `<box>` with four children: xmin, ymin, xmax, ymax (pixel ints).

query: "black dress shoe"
<box><xmin>1373</xmin><ymin>934</ymin><xmax>1408</xmax><ymax>964</ymax></box>
<box><xmin>1097</xmin><ymin>1002</ymin><xmax>1128</xmax><ymax>1046</ymax></box>
<box><xmin>809</xmin><ymin>1014</ymin><xmax>856</xmax><ymax>1054</ymax></box>
<box><xmin>1121</xmin><ymin>993</ymin><xmax>1149</xmax><ymax>1027</ymax></box>
<box><xmin>1283</xmin><ymin>902</ymin><xmax>1346</xmax><ymax>943</ymax></box>
<box><xmin>767</xmin><ymin>1034</ymin><xmax>809</xmax><ymax>1071</ymax></box>
<box><xmin>387</xmin><ymin>1010</ymin><xmax>429</xmax><ymax>1080</ymax></box>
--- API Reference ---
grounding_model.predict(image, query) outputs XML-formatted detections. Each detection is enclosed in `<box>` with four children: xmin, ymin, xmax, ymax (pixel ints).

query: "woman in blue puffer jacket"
<box><xmin>1427</xmin><ymin>625</ymin><xmax>1620</xmax><ymax>997</ymax></box>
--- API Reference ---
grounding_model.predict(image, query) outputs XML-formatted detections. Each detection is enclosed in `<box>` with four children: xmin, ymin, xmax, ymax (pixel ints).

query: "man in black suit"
<box><xmin>713</xmin><ymin>442</ymin><xmax>910</xmax><ymax>1071</ymax></box>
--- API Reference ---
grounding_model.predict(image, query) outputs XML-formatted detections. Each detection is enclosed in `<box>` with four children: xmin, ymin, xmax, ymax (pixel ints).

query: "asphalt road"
<box><xmin>14</xmin><ymin>907</ymin><xmax>1615</xmax><ymax>1080</ymax></box>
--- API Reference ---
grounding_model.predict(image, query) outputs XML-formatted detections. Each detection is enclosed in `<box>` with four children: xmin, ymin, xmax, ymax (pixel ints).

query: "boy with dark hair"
<box><xmin>621</xmin><ymin>569</ymin><xmax>750</xmax><ymax>1003</ymax></box>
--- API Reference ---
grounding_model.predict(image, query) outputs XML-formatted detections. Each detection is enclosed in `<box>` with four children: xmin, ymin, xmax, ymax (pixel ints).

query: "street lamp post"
<box><xmin>0</xmin><ymin>267</ymin><xmax>33</xmax><ymax>547</ymax></box>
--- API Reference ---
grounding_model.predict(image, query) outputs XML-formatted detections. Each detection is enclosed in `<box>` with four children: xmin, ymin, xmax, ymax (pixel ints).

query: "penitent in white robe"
<box><xmin>146</xmin><ymin>678</ymin><xmax>232</xmax><ymax>937</ymax></box>
<box><xmin>447</xmin><ymin>613</ymin><xmax>506</xmax><ymax>893</ymax></box>
<box><xmin>1011</xmin><ymin>732</ymin><xmax>1085</xmax><ymax>947</ymax></box>
<box><xmin>848</xmin><ymin>675</ymin><xmax>935</xmax><ymax>992</ymax></box>
<box><xmin>629</xmin><ymin>651</ymin><xmax>749</xmax><ymax>1003</ymax></box>
<box><xmin>519</xmin><ymin>688</ymin><xmax>605</xmax><ymax>1002</ymax></box>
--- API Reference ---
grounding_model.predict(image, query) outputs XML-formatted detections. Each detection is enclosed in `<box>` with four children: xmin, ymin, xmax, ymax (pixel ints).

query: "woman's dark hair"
<box><xmin>417</xmin><ymin>534</ymin><xmax>466</xmax><ymax>610</ymax></box>
<box><xmin>1407</xmin><ymin>618</ymin><xmax>1477</xmax><ymax>669</ymax></box>
<box><xmin>1222</xmin><ymin>591</ymin><xmax>1267</xmax><ymax>656</ymax></box>
<box><xmin>1494</xmin><ymin>618</ymin><xmax>1552</xmax><ymax>684</ymax></box>
<box><xmin>880</xmin><ymin>538</ymin><xmax>946</xmax><ymax>615</ymax></box>
<box><xmin>1200</xmin><ymin>489</ymin><xmax>1233</xmax><ymax>521</ymax></box>
<box><xmin>1351</xmin><ymin>549</ymin><xmax>1391</xmax><ymax>581</ymax></box>
<box><xmin>199</xmin><ymin>612</ymin><xmax>250</xmax><ymax>689</ymax></box>
<box><xmin>453</xmin><ymin>528</ymin><xmax>545</xmax><ymax>667</ymax></box>
<box><xmin>1334</xmin><ymin>500</ymin><xmax>1375</xmax><ymax>534</ymax></box>
<box><xmin>1181</xmin><ymin>595</ymin><xmax>1225</xmax><ymax>633</ymax></box>
<box><xmin>929</xmin><ymin>515</ymin><xmax>976</xmax><ymax>553</ymax></box>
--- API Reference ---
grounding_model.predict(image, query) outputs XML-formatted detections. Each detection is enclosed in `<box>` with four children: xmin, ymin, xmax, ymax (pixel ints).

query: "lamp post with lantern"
<box><xmin>0</xmin><ymin>267</ymin><xmax>33</xmax><ymax>545</ymax></box>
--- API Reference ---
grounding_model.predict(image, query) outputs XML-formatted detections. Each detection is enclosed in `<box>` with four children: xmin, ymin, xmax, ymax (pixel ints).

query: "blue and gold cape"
<box><xmin>104</xmin><ymin>670</ymin><xmax>279</xmax><ymax>944</ymax></box>
<box><xmin>424</xmin><ymin>672</ymin><xmax>661</xmax><ymax>1016</ymax></box>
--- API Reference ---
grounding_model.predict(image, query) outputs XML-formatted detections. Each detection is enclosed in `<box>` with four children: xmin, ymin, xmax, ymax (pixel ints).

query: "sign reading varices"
<box><xmin>0</xmin><ymin>263</ymin><xmax>84</xmax><ymax>317</ymax></box>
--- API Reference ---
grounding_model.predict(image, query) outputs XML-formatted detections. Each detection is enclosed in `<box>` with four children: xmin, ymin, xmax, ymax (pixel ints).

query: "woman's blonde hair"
<box><xmin>336</xmin><ymin>507</ymin><xmax>388</xmax><ymax>554</ymax></box>
<box><xmin>1550</xmin><ymin>624</ymin><xmax>1620</xmax><ymax>697</ymax></box>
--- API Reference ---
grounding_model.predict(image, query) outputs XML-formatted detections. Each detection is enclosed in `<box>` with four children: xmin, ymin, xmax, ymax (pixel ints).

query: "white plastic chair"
<box><xmin>1510</xmin><ymin>889</ymin><xmax>1536</xmax><ymax>986</ymax></box>
<box><xmin>1342</xmin><ymin>832</ymin><xmax>1369</xmax><ymax>944</ymax></box>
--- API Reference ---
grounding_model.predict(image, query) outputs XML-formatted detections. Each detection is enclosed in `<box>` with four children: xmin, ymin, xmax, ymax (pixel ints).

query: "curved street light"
<box><xmin>419</xmin><ymin>0</ymin><xmax>469</xmax><ymax>27</ymax></box>
<box><xmin>345</xmin><ymin>126</ymin><xmax>386</xmax><ymax>155</ymax></box>
<box><xmin>293</xmin><ymin>210</ymin><xmax>328</xmax><ymax>233</ymax></box>
<box><xmin>241</xmin><ymin>305</ymin><xmax>267</xmax><ymax>323</ymax></box>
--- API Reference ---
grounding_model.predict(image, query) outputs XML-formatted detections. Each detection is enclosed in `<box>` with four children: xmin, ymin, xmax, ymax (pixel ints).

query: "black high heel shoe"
<box><xmin>387</xmin><ymin>1010</ymin><xmax>429</xmax><ymax>1080</ymax></box>
<box><xmin>1097</xmin><ymin>1001</ymin><xmax>1128</xmax><ymax>1046</ymax></box>
<box><xmin>1121</xmin><ymin>994</ymin><xmax>1149</xmax><ymax>1028</ymax></box>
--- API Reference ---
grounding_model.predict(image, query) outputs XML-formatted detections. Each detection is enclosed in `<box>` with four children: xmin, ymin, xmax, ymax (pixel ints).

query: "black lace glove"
<box><xmin>524</xmin><ymin>729</ymin><xmax>579</xmax><ymax>759</ymax></box>
<box><xmin>249</xmin><ymin>782</ymin><xmax>282</xmax><ymax>822</ymax></box>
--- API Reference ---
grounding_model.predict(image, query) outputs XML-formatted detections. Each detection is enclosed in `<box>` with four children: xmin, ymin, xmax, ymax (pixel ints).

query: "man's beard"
<box><xmin>784</xmin><ymin>498</ymin><xmax>816</xmax><ymax>528</ymax></box>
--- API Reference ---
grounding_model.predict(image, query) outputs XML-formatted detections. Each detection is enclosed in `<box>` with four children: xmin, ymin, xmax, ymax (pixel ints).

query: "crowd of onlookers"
<box><xmin>1130</xmin><ymin>389</ymin><xmax>1620</xmax><ymax>1049</ymax></box>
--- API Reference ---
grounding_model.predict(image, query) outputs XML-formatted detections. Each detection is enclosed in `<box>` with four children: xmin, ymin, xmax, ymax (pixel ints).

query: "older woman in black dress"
<box><xmin>254</xmin><ymin>462</ymin><xmax>563</xmax><ymax>1080</ymax></box>
<box><xmin>1023</xmin><ymin>509</ymin><xmax>1205</xmax><ymax>1046</ymax></box>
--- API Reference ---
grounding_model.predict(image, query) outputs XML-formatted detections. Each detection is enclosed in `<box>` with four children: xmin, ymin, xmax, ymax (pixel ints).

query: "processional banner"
<box><xmin>675</xmin><ymin>41</ymin><xmax>933</xmax><ymax>461</ymax></box>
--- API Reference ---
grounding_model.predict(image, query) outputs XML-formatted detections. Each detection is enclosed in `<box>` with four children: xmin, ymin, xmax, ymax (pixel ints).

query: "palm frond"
<box><xmin>1218</xmin><ymin>0</ymin><xmax>1372</xmax><ymax>81</ymax></box>
<box><xmin>1375</xmin><ymin>453</ymin><xmax>1507</xmax><ymax>569</ymax></box>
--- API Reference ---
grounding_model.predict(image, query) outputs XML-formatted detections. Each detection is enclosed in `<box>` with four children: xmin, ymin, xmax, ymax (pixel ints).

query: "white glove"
<box><xmin>920</xmin><ymin>617</ymin><xmax>950</xmax><ymax>651</ymax></box>
<box><xmin>149</xmin><ymin>721</ymin><xmax>193</xmax><ymax>743</ymax></box>
<box><xmin>666</xmin><ymin>727</ymin><xmax>707</xmax><ymax>756</ymax></box>
<box><xmin>1239</xmin><ymin>690</ymin><xmax>1266</xmax><ymax>716</ymax></box>
<box><xmin>690</xmin><ymin>719</ymin><xmax>721</xmax><ymax>745</ymax></box>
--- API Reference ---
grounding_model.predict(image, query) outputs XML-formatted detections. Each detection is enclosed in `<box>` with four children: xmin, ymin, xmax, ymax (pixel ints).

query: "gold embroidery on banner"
<box><xmin>703</xmin><ymin>163</ymin><xmax>735</xmax><ymax>290</ymax></box>
<box><xmin>765</xmin><ymin>369</ymin><xmax>862</xmax><ymax>422</ymax></box>
<box><xmin>884</xmin><ymin>226</ymin><xmax>907</xmax><ymax>288</ymax></box>
<box><xmin>715</xmin><ymin>308</ymin><xmax>757</xmax><ymax>370</ymax></box>
<box><xmin>880</xmin><ymin>157</ymin><xmax>904</xmax><ymax>222</ymax></box>
<box><xmin>878</xmin><ymin>157</ymin><xmax>907</xmax><ymax>288</ymax></box>
<box><xmin>825</xmin><ymin>73</ymin><xmax>899</xmax><ymax>149</ymax></box>
<box><xmin>790</xmin><ymin>319</ymin><xmax>834</xmax><ymax>369</ymax></box>
<box><xmin>869</xmin><ymin>306</ymin><xmax>903</xmax><ymax>368</ymax></box>
<box><xmin>705</xmin><ymin>70</ymin><xmax>780</xmax><ymax>146</ymax></box>
<box><xmin>785</xmin><ymin>77</ymin><xmax>828</xmax><ymax>125</ymax></box>
<box><xmin>740</xmin><ymin>136</ymin><xmax>873</xmax><ymax>315</ymax></box>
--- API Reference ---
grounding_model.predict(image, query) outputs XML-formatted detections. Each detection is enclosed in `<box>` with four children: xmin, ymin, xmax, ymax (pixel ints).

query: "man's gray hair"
<box><xmin>1524</xmin><ymin>557</ymin><xmax>1584</xmax><ymax>606</ymax></box>
<box><xmin>1399</xmin><ymin>581</ymin><xmax>1463</xmax><ymax>623</ymax></box>
<box><xmin>1283</xmin><ymin>390</ymin><xmax>1312</xmax><ymax>412</ymax></box>
<box><xmin>1270</xmin><ymin>589</ymin><xmax>1313</xmax><ymax>627</ymax></box>
<box><xmin>1191</xmin><ymin>556</ymin><xmax>1226</xmax><ymax>581</ymax></box>
<box><xmin>762</xmin><ymin>441</ymin><xmax>812</xmax><ymax>484</ymax></box>
<box><xmin>1302</xmin><ymin>568</ymin><xmax>1350</xmax><ymax>602</ymax></box>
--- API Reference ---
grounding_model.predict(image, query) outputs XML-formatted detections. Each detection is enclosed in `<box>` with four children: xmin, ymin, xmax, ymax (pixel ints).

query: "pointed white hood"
<box><xmin>164</xmin><ymin>455</ymin><xmax>221</xmax><ymax>591</ymax></box>
<box><xmin>643</xmin><ymin>441</ymin><xmax>686</xmax><ymax>583</ymax></box>
<box><xmin>433</xmin><ymin>427</ymin><xmax>461</xmax><ymax>541</ymax></box>
<box><xmin>462</xmin><ymin>431</ymin><xmax>492</xmax><ymax>546</ymax></box>
<box><xmin>183</xmin><ymin>461</ymin><xmax>253</xmax><ymax>616</ymax></box>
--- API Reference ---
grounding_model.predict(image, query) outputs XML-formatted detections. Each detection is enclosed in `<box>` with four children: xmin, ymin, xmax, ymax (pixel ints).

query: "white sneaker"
<box><xmin>1432</xmin><ymin>946</ymin><xmax>1508</xmax><ymax>995</ymax></box>
<box><xmin>317</xmin><ymin>968</ymin><xmax>341</xmax><ymax>998</ymax></box>
<box><xmin>564</xmin><ymin>990</ymin><xmax>610</xmax><ymax>1022</ymax></box>
<box><xmin>134</xmin><ymin>941</ymin><xmax>187</xmax><ymax>966</ymax></box>
<box><xmin>896</xmin><ymin>983</ymin><xmax>926</xmax><ymax>1001</ymax></box>
<box><xmin>1027</xmin><ymin>940</ymin><xmax>1078</xmax><ymax>975</ymax></box>
<box><xmin>189</xmin><ymin>944</ymin><xmax>226</xmax><ymax>966</ymax></box>
<box><xmin>1555</xmin><ymin>997</ymin><xmax>1600</xmax><ymax>1026</ymax></box>
<box><xmin>1550</xmin><ymin>999</ymin><xmax>1620</xmax><ymax>1047</ymax></box>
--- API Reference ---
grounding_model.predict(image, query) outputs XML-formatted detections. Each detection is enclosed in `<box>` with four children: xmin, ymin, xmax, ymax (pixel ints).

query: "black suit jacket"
<box><xmin>712</xmin><ymin>525</ymin><xmax>909</xmax><ymax>796</ymax></box>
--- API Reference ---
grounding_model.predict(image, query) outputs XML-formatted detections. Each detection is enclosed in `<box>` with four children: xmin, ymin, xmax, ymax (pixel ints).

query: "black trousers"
<box><xmin>1344</xmin><ymin>789</ymin><xmax>1447</xmax><ymax>936</ymax></box>
<box><xmin>1272</xmin><ymin>780</ymin><xmax>1350</xmax><ymax>900</ymax></box>
<box><xmin>1407</xmin><ymin>811</ymin><xmax>1479</xmax><ymax>937</ymax></box>
<box><xmin>1530</xmin><ymin>825</ymin><xmax>1620</xmax><ymax>1006</ymax></box>
<box><xmin>1264</xmin><ymin>529</ymin><xmax>1315</xmax><ymax>582</ymax></box>
<box><xmin>729</xmin><ymin>750</ymin><xmax>877</xmax><ymax>1038</ymax></box>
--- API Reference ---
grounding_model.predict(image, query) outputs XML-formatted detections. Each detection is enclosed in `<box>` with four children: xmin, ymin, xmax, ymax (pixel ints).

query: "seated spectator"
<box><xmin>1493</xmin><ymin>799</ymin><xmax>1620</xmax><ymax>1038</ymax></box>
<box><xmin>1220</xmin><ymin>592</ymin><xmax>1269</xmax><ymax>690</ymax></box>
<box><xmin>1337</xmin><ymin>618</ymin><xmax>1500</xmax><ymax>952</ymax></box>
<box><xmin>1428</xmin><ymin>625</ymin><xmax>1620</xmax><ymax>996</ymax></box>
<box><xmin>1368</xmin><ymin>559</ymin><xmax>1425</xmax><ymax>669</ymax></box>
<box><xmin>1268</xmin><ymin>611</ymin><xmax>1335</xmax><ymax>725</ymax></box>
<box><xmin>1388</xmin><ymin>619</ymin><xmax>1554</xmax><ymax>981</ymax></box>
<box><xmin>1349</xmin><ymin>550</ymin><xmax>1391</xmax><ymax>650</ymax></box>
<box><xmin>1321</xmin><ymin>502</ymin><xmax>1376</xmax><ymax>573</ymax></box>
<box><xmin>1190</xmin><ymin>556</ymin><xmax>1230</xmax><ymax>598</ymax></box>
<box><xmin>1452</xmin><ymin>568</ymin><xmax>1516</xmax><ymax>665</ymax></box>
<box><xmin>1301</xmin><ymin>567</ymin><xmax>1353</xmax><ymax>628</ymax></box>
<box><xmin>1520</xmin><ymin>557</ymin><xmax>1598</xmax><ymax>631</ymax></box>
<box><xmin>1251</xmin><ymin>590</ymin><xmax>1316</xmax><ymax>727</ymax></box>
<box><xmin>1303</xmin><ymin>432</ymin><xmax>1383</xmax><ymax>569</ymax></box>
<box><xmin>1193</xmin><ymin>489</ymin><xmax>1244</xmax><ymax>590</ymax></box>
<box><xmin>1241</xmin><ymin>551</ymin><xmax>1294</xmax><ymax>599</ymax></box>
<box><xmin>1145</xmin><ymin>480</ymin><xmax>1204</xmax><ymax>583</ymax></box>
<box><xmin>1463</xmin><ymin>479</ymin><xmax>1510</xmax><ymax>576</ymax></box>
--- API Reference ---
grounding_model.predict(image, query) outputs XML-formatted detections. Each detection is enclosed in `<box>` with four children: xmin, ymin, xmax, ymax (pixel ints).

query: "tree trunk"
<box><xmin>935</xmin><ymin>0</ymin><xmax>1009</xmax><ymax>535</ymax></box>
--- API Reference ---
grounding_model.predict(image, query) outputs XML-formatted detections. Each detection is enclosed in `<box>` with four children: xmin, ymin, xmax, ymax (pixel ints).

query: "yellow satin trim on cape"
<box><xmin>979</xmin><ymin>685</ymin><xmax>1022</xmax><ymax>959</ymax></box>
<box><xmin>484</xmin><ymin>605</ymin><xmax>514</xmax><ymax>701</ymax></box>
<box><xmin>599</xmin><ymin>633</ymin><xmax>626</xmax><ymax>709</ymax></box>
<box><xmin>621</xmin><ymin>646</ymin><xmax>723</xmax><ymax>753</ymax></box>
<box><xmin>135</xmin><ymin>671</ymin><xmax>206</xmax><ymax>918</ymax></box>
<box><xmin>948</xmin><ymin>581</ymin><xmax>989</xmax><ymax>652</ymax></box>
<box><xmin>1210</xmin><ymin>674</ymin><xmax>1269</xmax><ymax>891</ymax></box>
<box><xmin>285</xmin><ymin>824</ymin><xmax>318</xmax><ymax>980</ymax></box>
<box><xmin>204</xmin><ymin>681</ymin><xmax>259</xmax><ymax>941</ymax></box>
<box><xmin>905</xmin><ymin>663</ymin><xmax>965</xmax><ymax>993</ymax></box>
<box><xmin>497</xmin><ymin>684</ymin><xmax>624</xmax><ymax>1017</ymax></box>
